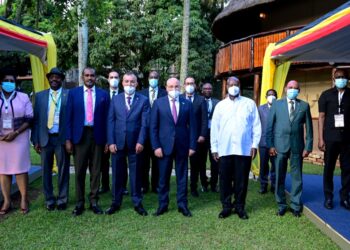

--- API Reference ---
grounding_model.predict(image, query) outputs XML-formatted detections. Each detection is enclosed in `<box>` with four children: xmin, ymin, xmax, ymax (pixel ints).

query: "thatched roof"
<box><xmin>214</xmin><ymin>0</ymin><xmax>276</xmax><ymax>23</ymax></box>
<box><xmin>212</xmin><ymin>0</ymin><xmax>277</xmax><ymax>42</ymax></box>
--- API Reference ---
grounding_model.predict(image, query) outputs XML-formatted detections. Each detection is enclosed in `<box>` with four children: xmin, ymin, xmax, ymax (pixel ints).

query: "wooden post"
<box><xmin>254</xmin><ymin>74</ymin><xmax>260</xmax><ymax>105</ymax></box>
<box><xmin>221</xmin><ymin>78</ymin><xmax>227</xmax><ymax>100</ymax></box>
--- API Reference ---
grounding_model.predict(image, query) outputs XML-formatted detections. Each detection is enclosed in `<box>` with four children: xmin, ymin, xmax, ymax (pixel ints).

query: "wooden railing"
<box><xmin>215</xmin><ymin>27</ymin><xmax>302</xmax><ymax>76</ymax></box>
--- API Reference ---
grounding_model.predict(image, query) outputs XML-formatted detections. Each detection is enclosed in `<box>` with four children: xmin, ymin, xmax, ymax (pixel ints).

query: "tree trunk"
<box><xmin>180</xmin><ymin>0</ymin><xmax>190</xmax><ymax>85</ymax></box>
<box><xmin>15</xmin><ymin>0</ymin><xmax>27</xmax><ymax>23</ymax></box>
<box><xmin>78</xmin><ymin>0</ymin><xmax>88</xmax><ymax>85</ymax></box>
<box><xmin>4</xmin><ymin>0</ymin><xmax>15</xmax><ymax>18</ymax></box>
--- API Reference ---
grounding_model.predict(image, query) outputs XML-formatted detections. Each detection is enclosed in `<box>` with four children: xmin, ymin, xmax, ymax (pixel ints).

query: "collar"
<box><xmin>125</xmin><ymin>93</ymin><xmax>135</xmax><ymax>99</ymax></box>
<box><xmin>168</xmin><ymin>95</ymin><xmax>179</xmax><ymax>102</ymax></box>
<box><xmin>50</xmin><ymin>87</ymin><xmax>62</xmax><ymax>95</ymax></box>
<box><xmin>286</xmin><ymin>97</ymin><xmax>295</xmax><ymax>103</ymax></box>
<box><xmin>84</xmin><ymin>85</ymin><xmax>95</xmax><ymax>92</ymax></box>
<box><xmin>227</xmin><ymin>95</ymin><xmax>240</xmax><ymax>101</ymax></box>
<box><xmin>149</xmin><ymin>86</ymin><xmax>158</xmax><ymax>92</ymax></box>
<box><xmin>110</xmin><ymin>88</ymin><xmax>118</xmax><ymax>93</ymax></box>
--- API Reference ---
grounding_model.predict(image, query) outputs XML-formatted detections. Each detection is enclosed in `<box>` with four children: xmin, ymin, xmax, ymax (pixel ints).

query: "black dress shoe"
<box><xmin>324</xmin><ymin>199</ymin><xmax>333</xmax><ymax>209</ymax></box>
<box><xmin>122</xmin><ymin>189</ymin><xmax>129</xmax><ymax>196</ymax></box>
<box><xmin>259</xmin><ymin>187</ymin><xmax>267</xmax><ymax>194</ymax></box>
<box><xmin>151</xmin><ymin>188</ymin><xmax>158</xmax><ymax>194</ymax></box>
<box><xmin>90</xmin><ymin>204</ymin><xmax>103</xmax><ymax>215</ymax></box>
<box><xmin>153</xmin><ymin>207</ymin><xmax>168</xmax><ymax>216</ymax></box>
<box><xmin>72</xmin><ymin>206</ymin><xmax>85</xmax><ymax>216</ymax></box>
<box><xmin>57</xmin><ymin>203</ymin><xmax>67</xmax><ymax>211</ymax></box>
<box><xmin>270</xmin><ymin>186</ymin><xmax>275</xmax><ymax>193</ymax></box>
<box><xmin>191</xmin><ymin>190</ymin><xmax>199</xmax><ymax>197</ymax></box>
<box><xmin>218</xmin><ymin>208</ymin><xmax>232</xmax><ymax>219</ymax></box>
<box><xmin>141</xmin><ymin>188</ymin><xmax>149</xmax><ymax>194</ymax></box>
<box><xmin>340</xmin><ymin>199</ymin><xmax>350</xmax><ymax>210</ymax></box>
<box><xmin>98</xmin><ymin>187</ymin><xmax>110</xmax><ymax>194</ymax></box>
<box><xmin>105</xmin><ymin>204</ymin><xmax>120</xmax><ymax>215</ymax></box>
<box><xmin>236</xmin><ymin>209</ymin><xmax>249</xmax><ymax>220</ymax></box>
<box><xmin>46</xmin><ymin>203</ymin><xmax>56</xmax><ymax>211</ymax></box>
<box><xmin>291</xmin><ymin>208</ymin><xmax>302</xmax><ymax>217</ymax></box>
<box><xmin>178</xmin><ymin>206</ymin><xmax>192</xmax><ymax>217</ymax></box>
<box><xmin>276</xmin><ymin>208</ymin><xmax>287</xmax><ymax>216</ymax></box>
<box><xmin>201</xmin><ymin>186</ymin><xmax>209</xmax><ymax>193</ymax></box>
<box><xmin>134</xmin><ymin>204</ymin><xmax>148</xmax><ymax>216</ymax></box>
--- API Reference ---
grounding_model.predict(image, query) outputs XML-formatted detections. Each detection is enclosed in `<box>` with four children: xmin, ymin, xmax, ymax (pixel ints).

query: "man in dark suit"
<box><xmin>258</xmin><ymin>89</ymin><xmax>277</xmax><ymax>194</ymax></box>
<box><xmin>201</xmin><ymin>83</ymin><xmax>219</xmax><ymax>192</ymax></box>
<box><xmin>267</xmin><ymin>80</ymin><xmax>313</xmax><ymax>217</ymax></box>
<box><xmin>65</xmin><ymin>67</ymin><xmax>110</xmax><ymax>216</ymax></box>
<box><xmin>99</xmin><ymin>70</ymin><xmax>129</xmax><ymax>195</ymax></box>
<box><xmin>318</xmin><ymin>69</ymin><xmax>350</xmax><ymax>210</ymax></box>
<box><xmin>139</xmin><ymin>70</ymin><xmax>167</xmax><ymax>194</ymax></box>
<box><xmin>181</xmin><ymin>76</ymin><xmax>208</xmax><ymax>197</ymax></box>
<box><xmin>105</xmin><ymin>72</ymin><xmax>149</xmax><ymax>216</ymax></box>
<box><xmin>150</xmin><ymin>77</ymin><xmax>196</xmax><ymax>217</ymax></box>
<box><xmin>32</xmin><ymin>67</ymin><xmax>70</xmax><ymax>211</ymax></box>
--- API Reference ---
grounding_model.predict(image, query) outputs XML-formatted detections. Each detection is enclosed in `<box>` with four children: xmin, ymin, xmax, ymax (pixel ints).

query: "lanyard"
<box><xmin>50</xmin><ymin>91</ymin><xmax>61</xmax><ymax>109</ymax></box>
<box><xmin>1</xmin><ymin>91</ymin><xmax>16</xmax><ymax>114</ymax></box>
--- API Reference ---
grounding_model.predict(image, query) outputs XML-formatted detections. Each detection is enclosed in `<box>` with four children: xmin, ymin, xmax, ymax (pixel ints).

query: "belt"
<box><xmin>49</xmin><ymin>133</ymin><xmax>59</xmax><ymax>136</ymax></box>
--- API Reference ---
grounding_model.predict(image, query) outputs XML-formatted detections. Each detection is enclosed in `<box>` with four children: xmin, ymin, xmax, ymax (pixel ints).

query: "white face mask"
<box><xmin>109</xmin><ymin>79</ymin><xmax>119</xmax><ymax>88</ymax></box>
<box><xmin>267</xmin><ymin>95</ymin><xmax>276</xmax><ymax>104</ymax></box>
<box><xmin>168</xmin><ymin>90</ymin><xmax>180</xmax><ymax>99</ymax></box>
<box><xmin>185</xmin><ymin>85</ymin><xmax>195</xmax><ymax>94</ymax></box>
<box><xmin>228</xmin><ymin>86</ymin><xmax>240</xmax><ymax>97</ymax></box>
<box><xmin>124</xmin><ymin>86</ymin><xmax>135</xmax><ymax>95</ymax></box>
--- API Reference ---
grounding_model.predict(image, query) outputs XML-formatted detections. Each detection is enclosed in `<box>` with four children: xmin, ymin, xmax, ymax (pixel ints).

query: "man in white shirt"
<box><xmin>211</xmin><ymin>76</ymin><xmax>261</xmax><ymax>220</ymax></box>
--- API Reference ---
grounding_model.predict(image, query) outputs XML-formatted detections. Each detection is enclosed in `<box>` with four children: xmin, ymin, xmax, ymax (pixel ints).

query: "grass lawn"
<box><xmin>0</xmin><ymin>175</ymin><xmax>338</xmax><ymax>249</ymax></box>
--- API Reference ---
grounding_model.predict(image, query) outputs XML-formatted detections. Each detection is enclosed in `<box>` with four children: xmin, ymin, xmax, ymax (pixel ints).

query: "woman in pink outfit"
<box><xmin>0</xmin><ymin>72</ymin><xmax>33</xmax><ymax>215</ymax></box>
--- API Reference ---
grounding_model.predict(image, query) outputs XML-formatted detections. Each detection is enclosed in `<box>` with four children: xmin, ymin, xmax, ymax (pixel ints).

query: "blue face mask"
<box><xmin>1</xmin><ymin>82</ymin><xmax>16</xmax><ymax>93</ymax></box>
<box><xmin>287</xmin><ymin>89</ymin><xmax>299</xmax><ymax>100</ymax></box>
<box><xmin>149</xmin><ymin>79</ymin><xmax>158</xmax><ymax>88</ymax></box>
<box><xmin>335</xmin><ymin>78</ymin><xmax>348</xmax><ymax>89</ymax></box>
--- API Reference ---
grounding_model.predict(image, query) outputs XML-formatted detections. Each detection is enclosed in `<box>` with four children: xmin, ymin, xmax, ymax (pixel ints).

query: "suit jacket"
<box><xmin>258</xmin><ymin>103</ymin><xmax>270</xmax><ymax>147</ymax></box>
<box><xmin>150</xmin><ymin>96</ymin><xmax>197</xmax><ymax>156</ymax></box>
<box><xmin>139</xmin><ymin>87</ymin><xmax>167</xmax><ymax>101</ymax></box>
<box><xmin>266</xmin><ymin>98</ymin><xmax>313</xmax><ymax>154</ymax></box>
<box><xmin>180</xmin><ymin>93</ymin><xmax>208</xmax><ymax>138</ymax></box>
<box><xmin>107</xmin><ymin>93</ymin><xmax>149</xmax><ymax>150</ymax></box>
<box><xmin>208</xmin><ymin>97</ymin><xmax>219</xmax><ymax>122</ymax></box>
<box><xmin>65</xmin><ymin>86</ymin><xmax>110</xmax><ymax>145</ymax></box>
<box><xmin>32</xmin><ymin>88</ymin><xmax>69</xmax><ymax>147</ymax></box>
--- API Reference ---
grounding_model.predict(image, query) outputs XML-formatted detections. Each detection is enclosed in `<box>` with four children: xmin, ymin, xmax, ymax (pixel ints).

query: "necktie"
<box><xmin>150</xmin><ymin>89</ymin><xmax>155</xmax><ymax>106</ymax></box>
<box><xmin>188</xmin><ymin>96</ymin><xmax>192</xmax><ymax>102</ymax></box>
<box><xmin>172</xmin><ymin>98</ymin><xmax>177</xmax><ymax>123</ymax></box>
<box><xmin>112</xmin><ymin>90</ymin><xmax>116</xmax><ymax>97</ymax></box>
<box><xmin>47</xmin><ymin>91</ymin><xmax>57</xmax><ymax>129</ymax></box>
<box><xmin>206</xmin><ymin>98</ymin><xmax>212</xmax><ymax>114</ymax></box>
<box><xmin>127</xmin><ymin>96</ymin><xmax>131</xmax><ymax>111</ymax></box>
<box><xmin>289</xmin><ymin>100</ymin><xmax>295</xmax><ymax>122</ymax></box>
<box><xmin>86</xmin><ymin>88</ymin><xmax>93</xmax><ymax>123</ymax></box>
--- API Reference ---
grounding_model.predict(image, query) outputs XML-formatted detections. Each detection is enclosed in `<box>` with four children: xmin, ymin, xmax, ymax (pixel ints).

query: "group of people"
<box><xmin>0</xmin><ymin>67</ymin><xmax>349</xmax><ymax>220</ymax></box>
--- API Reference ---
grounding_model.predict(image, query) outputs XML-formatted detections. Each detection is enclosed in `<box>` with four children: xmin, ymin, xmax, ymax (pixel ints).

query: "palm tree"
<box><xmin>78</xmin><ymin>0</ymin><xmax>88</xmax><ymax>85</ymax></box>
<box><xmin>180</xmin><ymin>0</ymin><xmax>190</xmax><ymax>85</ymax></box>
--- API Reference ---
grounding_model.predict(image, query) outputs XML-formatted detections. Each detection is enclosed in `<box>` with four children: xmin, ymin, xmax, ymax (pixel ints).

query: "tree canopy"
<box><xmin>1</xmin><ymin>0</ymin><xmax>224</xmax><ymax>86</ymax></box>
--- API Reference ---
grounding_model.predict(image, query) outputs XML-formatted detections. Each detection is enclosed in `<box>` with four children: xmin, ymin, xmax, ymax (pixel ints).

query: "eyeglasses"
<box><xmin>84</xmin><ymin>74</ymin><xmax>95</xmax><ymax>77</ymax></box>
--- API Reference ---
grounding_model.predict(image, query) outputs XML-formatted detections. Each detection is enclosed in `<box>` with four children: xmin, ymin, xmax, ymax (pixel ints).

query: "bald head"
<box><xmin>286</xmin><ymin>80</ymin><xmax>299</xmax><ymax>90</ymax></box>
<box><xmin>166</xmin><ymin>77</ymin><xmax>180</xmax><ymax>92</ymax></box>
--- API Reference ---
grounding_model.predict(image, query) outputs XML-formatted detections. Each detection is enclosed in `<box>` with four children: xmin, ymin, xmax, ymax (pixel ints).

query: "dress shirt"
<box><xmin>125</xmin><ymin>93</ymin><xmax>135</xmax><ymax>110</ymax></box>
<box><xmin>84</xmin><ymin>85</ymin><xmax>96</xmax><ymax>126</ymax></box>
<box><xmin>48</xmin><ymin>87</ymin><xmax>62</xmax><ymax>133</ymax></box>
<box><xmin>186</xmin><ymin>94</ymin><xmax>194</xmax><ymax>103</ymax></box>
<box><xmin>210</xmin><ymin>96</ymin><xmax>261</xmax><ymax>157</ymax></box>
<box><xmin>110</xmin><ymin>88</ymin><xmax>118</xmax><ymax>99</ymax></box>
<box><xmin>168</xmin><ymin>95</ymin><xmax>179</xmax><ymax>117</ymax></box>
<box><xmin>149</xmin><ymin>87</ymin><xmax>158</xmax><ymax>104</ymax></box>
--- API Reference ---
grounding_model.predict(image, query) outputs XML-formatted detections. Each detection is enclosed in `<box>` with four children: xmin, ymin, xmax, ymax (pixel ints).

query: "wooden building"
<box><xmin>212</xmin><ymin>0</ymin><xmax>348</xmax><ymax>161</ymax></box>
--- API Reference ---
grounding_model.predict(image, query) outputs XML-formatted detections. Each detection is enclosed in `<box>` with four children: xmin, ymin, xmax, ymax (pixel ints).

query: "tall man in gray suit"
<box><xmin>258</xmin><ymin>89</ymin><xmax>277</xmax><ymax>194</ymax></box>
<box><xmin>32</xmin><ymin>68</ymin><xmax>70</xmax><ymax>211</ymax></box>
<box><xmin>266</xmin><ymin>80</ymin><xmax>313</xmax><ymax>217</ymax></box>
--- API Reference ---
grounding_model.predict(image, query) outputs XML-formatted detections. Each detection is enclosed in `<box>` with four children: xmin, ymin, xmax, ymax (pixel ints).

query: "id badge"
<box><xmin>2</xmin><ymin>118</ymin><xmax>13</xmax><ymax>130</ymax></box>
<box><xmin>334</xmin><ymin>114</ymin><xmax>345</xmax><ymax>128</ymax></box>
<box><xmin>54</xmin><ymin>111</ymin><xmax>60</xmax><ymax>125</ymax></box>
